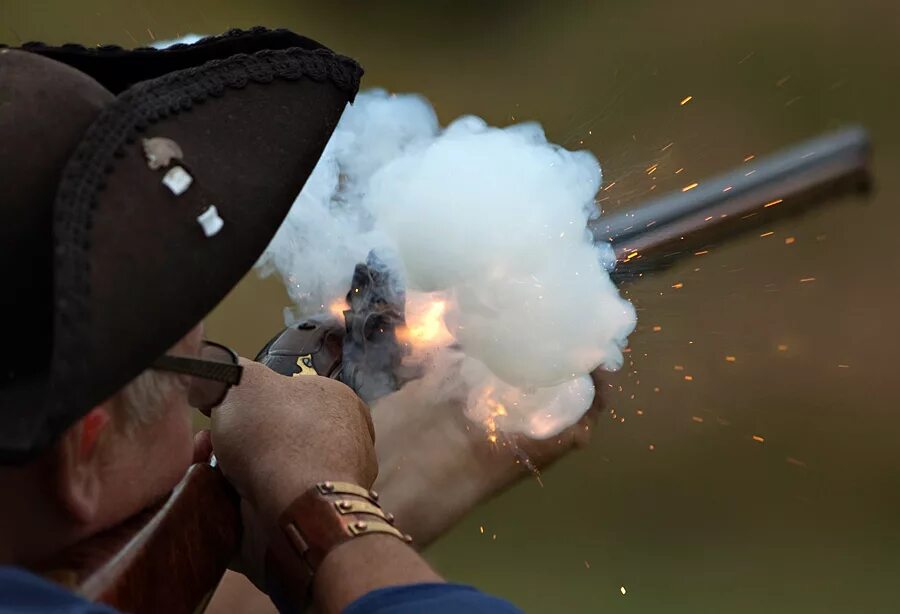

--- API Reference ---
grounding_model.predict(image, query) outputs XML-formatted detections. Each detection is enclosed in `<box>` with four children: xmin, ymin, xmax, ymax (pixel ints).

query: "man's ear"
<box><xmin>54</xmin><ymin>406</ymin><xmax>112</xmax><ymax>525</ymax></box>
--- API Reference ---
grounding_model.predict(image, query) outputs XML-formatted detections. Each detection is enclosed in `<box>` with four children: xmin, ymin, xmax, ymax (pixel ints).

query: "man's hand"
<box><xmin>372</xmin><ymin>368</ymin><xmax>603</xmax><ymax>546</ymax></box>
<box><xmin>210</xmin><ymin>359</ymin><xmax>443</xmax><ymax>613</ymax></box>
<box><xmin>209</xmin><ymin>359</ymin><xmax>377</xmax><ymax>537</ymax></box>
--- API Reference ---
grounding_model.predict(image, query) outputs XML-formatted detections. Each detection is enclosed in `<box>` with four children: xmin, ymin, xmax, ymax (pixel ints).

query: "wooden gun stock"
<box><xmin>38</xmin><ymin>463</ymin><xmax>241</xmax><ymax>613</ymax></box>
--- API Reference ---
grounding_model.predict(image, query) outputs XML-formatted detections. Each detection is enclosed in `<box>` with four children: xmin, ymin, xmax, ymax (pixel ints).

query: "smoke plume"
<box><xmin>257</xmin><ymin>90</ymin><xmax>636</xmax><ymax>438</ymax></box>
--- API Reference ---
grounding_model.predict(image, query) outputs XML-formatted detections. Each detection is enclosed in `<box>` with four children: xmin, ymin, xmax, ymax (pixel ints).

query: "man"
<box><xmin>0</xmin><ymin>28</ymin><xmax>530</xmax><ymax>613</ymax></box>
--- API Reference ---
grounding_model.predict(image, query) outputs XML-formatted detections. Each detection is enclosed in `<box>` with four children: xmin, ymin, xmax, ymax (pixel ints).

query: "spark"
<box><xmin>672</xmin><ymin>282</ymin><xmax>683</xmax><ymax>289</ymax></box>
<box><xmin>684</xmin><ymin>375</ymin><xmax>694</xmax><ymax>381</ymax></box>
<box><xmin>722</xmin><ymin>186</ymin><xmax>733</xmax><ymax>192</ymax></box>
<box><xmin>785</xmin><ymin>236</ymin><xmax>796</xmax><ymax>245</ymax></box>
<box><xmin>146</xmin><ymin>27</ymin><xmax>155</xmax><ymax>40</ymax></box>
<box><xmin>682</xmin><ymin>182</ymin><xmax>699</xmax><ymax>192</ymax></box>
<box><xmin>661</xmin><ymin>142</ymin><xmax>674</xmax><ymax>152</ymax></box>
<box><xmin>751</xmin><ymin>435</ymin><xmax>765</xmax><ymax>443</ymax></box>
<box><xmin>764</xmin><ymin>199</ymin><xmax>784</xmax><ymax>208</ymax></box>
<box><xmin>760</xmin><ymin>231</ymin><xmax>774</xmax><ymax>238</ymax></box>
<box><xmin>680</xmin><ymin>95</ymin><xmax>693</xmax><ymax>106</ymax></box>
<box><xmin>800</xmin><ymin>277</ymin><xmax>816</xmax><ymax>283</ymax></box>
<box><xmin>745</xmin><ymin>170</ymin><xmax>757</xmax><ymax>176</ymax></box>
<box><xmin>837</xmin><ymin>364</ymin><xmax>850</xmax><ymax>368</ymax></box>
<box><xmin>786</xmin><ymin>457</ymin><xmax>807</xmax><ymax>467</ymax></box>
<box><xmin>480</xmin><ymin>526</ymin><xmax>485</xmax><ymax>534</ymax></box>
<box><xmin>776</xmin><ymin>75</ymin><xmax>791</xmax><ymax>87</ymax></box>
<box><xmin>652</xmin><ymin>325</ymin><xmax>663</xmax><ymax>332</ymax></box>
<box><xmin>646</xmin><ymin>164</ymin><xmax>659</xmax><ymax>175</ymax></box>
<box><xmin>620</xmin><ymin>586</ymin><xmax>627</xmax><ymax>596</ymax></box>
<box><xmin>673</xmin><ymin>365</ymin><xmax>685</xmax><ymax>371</ymax></box>
<box><xmin>704</xmin><ymin>216</ymin><xmax>713</xmax><ymax>221</ymax></box>
<box><xmin>743</xmin><ymin>154</ymin><xmax>755</xmax><ymax>162</ymax></box>
<box><xmin>725</xmin><ymin>355</ymin><xmax>736</xmax><ymax>362</ymax></box>
<box><xmin>691</xmin><ymin>416</ymin><xmax>704</xmax><ymax>423</ymax></box>
<box><xmin>675</xmin><ymin>167</ymin><xmax>685</xmax><ymax>174</ymax></box>
<box><xmin>585</xmin><ymin>560</ymin><xmax>591</xmax><ymax>569</ymax></box>
<box><xmin>694</xmin><ymin>250</ymin><xmax>709</xmax><ymax>256</ymax></box>
<box><xmin>603</xmin><ymin>181</ymin><xmax>617</xmax><ymax>191</ymax></box>
<box><xmin>777</xmin><ymin>344</ymin><xmax>789</xmax><ymax>352</ymax></box>
<box><xmin>648</xmin><ymin>444</ymin><xmax>655</xmax><ymax>451</ymax></box>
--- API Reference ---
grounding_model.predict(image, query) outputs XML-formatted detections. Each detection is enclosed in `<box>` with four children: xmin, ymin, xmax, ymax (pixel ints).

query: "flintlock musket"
<box><xmin>36</xmin><ymin>126</ymin><xmax>871</xmax><ymax>613</ymax></box>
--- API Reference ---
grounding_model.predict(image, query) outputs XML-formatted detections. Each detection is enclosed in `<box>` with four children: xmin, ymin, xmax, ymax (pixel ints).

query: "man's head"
<box><xmin>0</xmin><ymin>325</ymin><xmax>202</xmax><ymax>563</ymax></box>
<box><xmin>0</xmin><ymin>30</ymin><xmax>362</xmax><ymax>564</ymax></box>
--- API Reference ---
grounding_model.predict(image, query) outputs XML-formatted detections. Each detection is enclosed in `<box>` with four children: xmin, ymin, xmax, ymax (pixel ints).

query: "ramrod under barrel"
<box><xmin>592</xmin><ymin>126</ymin><xmax>871</xmax><ymax>282</ymax></box>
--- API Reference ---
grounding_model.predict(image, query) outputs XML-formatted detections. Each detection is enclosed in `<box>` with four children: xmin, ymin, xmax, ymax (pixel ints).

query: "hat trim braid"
<box><xmin>4</xmin><ymin>26</ymin><xmax>319</xmax><ymax>58</ymax></box>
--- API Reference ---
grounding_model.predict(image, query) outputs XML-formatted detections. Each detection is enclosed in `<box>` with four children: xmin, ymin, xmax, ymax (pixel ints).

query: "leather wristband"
<box><xmin>264</xmin><ymin>481</ymin><xmax>411</xmax><ymax>612</ymax></box>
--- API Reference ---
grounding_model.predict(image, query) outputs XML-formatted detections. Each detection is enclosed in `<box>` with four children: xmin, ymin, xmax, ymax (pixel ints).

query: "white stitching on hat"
<box><xmin>161</xmin><ymin>166</ymin><xmax>193</xmax><ymax>195</ymax></box>
<box><xmin>197</xmin><ymin>205</ymin><xmax>224</xmax><ymax>237</ymax></box>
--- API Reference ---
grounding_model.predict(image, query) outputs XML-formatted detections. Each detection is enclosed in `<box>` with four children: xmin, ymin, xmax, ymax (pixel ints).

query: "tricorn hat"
<box><xmin>0</xmin><ymin>28</ymin><xmax>362</xmax><ymax>462</ymax></box>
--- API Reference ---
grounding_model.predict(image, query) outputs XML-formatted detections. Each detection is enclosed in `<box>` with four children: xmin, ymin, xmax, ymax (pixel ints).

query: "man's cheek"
<box><xmin>146</xmin><ymin>401</ymin><xmax>196</xmax><ymax>487</ymax></box>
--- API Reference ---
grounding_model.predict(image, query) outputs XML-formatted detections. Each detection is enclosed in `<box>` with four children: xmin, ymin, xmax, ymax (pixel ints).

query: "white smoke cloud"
<box><xmin>258</xmin><ymin>89</ymin><xmax>637</xmax><ymax>438</ymax></box>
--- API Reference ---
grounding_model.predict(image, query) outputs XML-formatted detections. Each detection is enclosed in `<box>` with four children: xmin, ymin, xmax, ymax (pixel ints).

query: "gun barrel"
<box><xmin>591</xmin><ymin>126</ymin><xmax>871</xmax><ymax>280</ymax></box>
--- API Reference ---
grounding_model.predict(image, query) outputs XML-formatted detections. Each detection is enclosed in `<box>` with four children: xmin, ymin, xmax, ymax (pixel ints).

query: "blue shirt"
<box><xmin>0</xmin><ymin>566</ymin><xmax>523</xmax><ymax>613</ymax></box>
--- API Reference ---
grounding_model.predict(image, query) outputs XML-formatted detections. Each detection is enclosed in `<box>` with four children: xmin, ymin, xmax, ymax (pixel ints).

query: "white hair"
<box><xmin>116</xmin><ymin>331</ymin><xmax>198</xmax><ymax>430</ymax></box>
<box><xmin>118</xmin><ymin>368</ymin><xmax>186</xmax><ymax>429</ymax></box>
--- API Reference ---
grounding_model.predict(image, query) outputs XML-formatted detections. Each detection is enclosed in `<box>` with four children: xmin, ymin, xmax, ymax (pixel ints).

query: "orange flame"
<box><xmin>328</xmin><ymin>298</ymin><xmax>348</xmax><ymax>320</ymax></box>
<box><xmin>398</xmin><ymin>295</ymin><xmax>455</xmax><ymax>349</ymax></box>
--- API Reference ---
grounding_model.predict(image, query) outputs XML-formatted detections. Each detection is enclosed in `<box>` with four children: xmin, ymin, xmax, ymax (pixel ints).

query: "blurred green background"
<box><xmin>4</xmin><ymin>1</ymin><xmax>899</xmax><ymax>611</ymax></box>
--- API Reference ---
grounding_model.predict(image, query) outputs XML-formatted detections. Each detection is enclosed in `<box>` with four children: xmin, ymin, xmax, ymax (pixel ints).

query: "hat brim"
<box><xmin>1</xmin><ymin>41</ymin><xmax>361</xmax><ymax>462</ymax></box>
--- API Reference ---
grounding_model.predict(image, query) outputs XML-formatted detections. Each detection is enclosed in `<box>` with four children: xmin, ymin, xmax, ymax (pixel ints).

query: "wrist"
<box><xmin>314</xmin><ymin>533</ymin><xmax>442</xmax><ymax>613</ymax></box>
<box><xmin>264</xmin><ymin>481</ymin><xmax>412</xmax><ymax>611</ymax></box>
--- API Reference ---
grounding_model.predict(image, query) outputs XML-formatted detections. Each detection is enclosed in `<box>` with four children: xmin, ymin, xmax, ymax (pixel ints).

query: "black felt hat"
<box><xmin>0</xmin><ymin>28</ymin><xmax>362</xmax><ymax>463</ymax></box>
